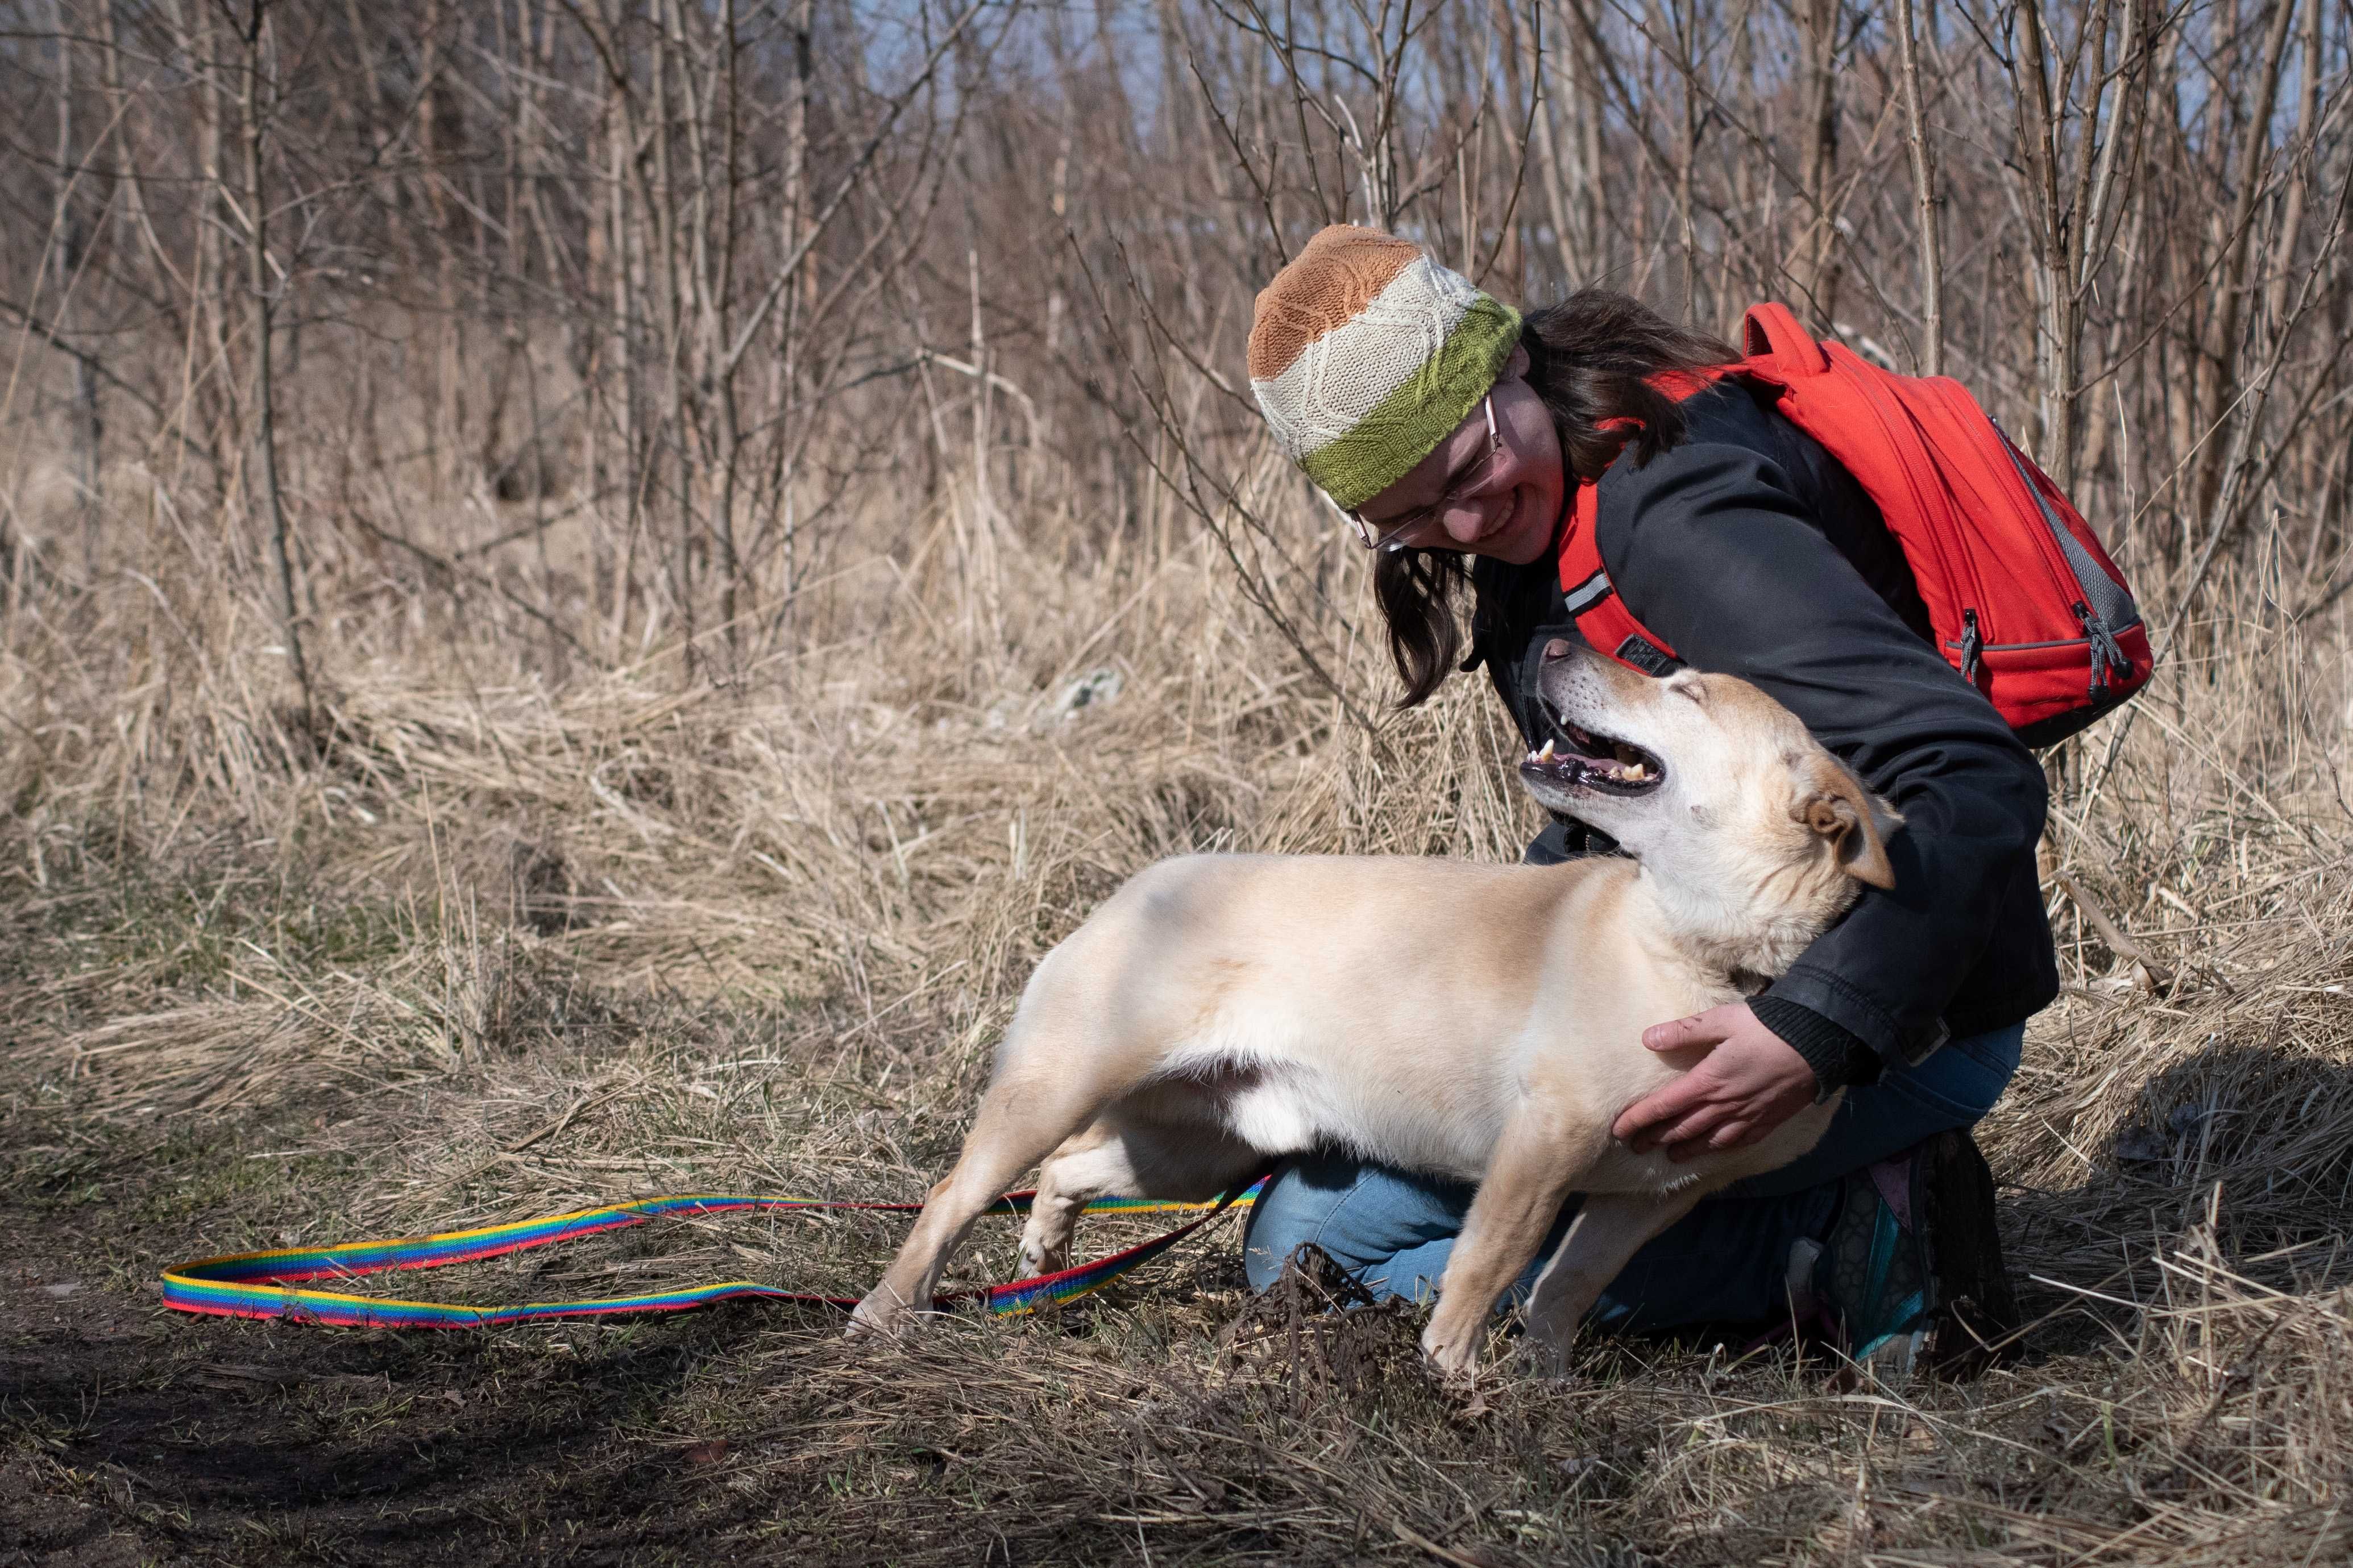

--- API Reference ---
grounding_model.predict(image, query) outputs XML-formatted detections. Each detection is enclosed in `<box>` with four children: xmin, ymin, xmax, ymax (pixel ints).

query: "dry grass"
<box><xmin>5</xmin><ymin>417</ymin><xmax>2353</xmax><ymax>1563</ymax></box>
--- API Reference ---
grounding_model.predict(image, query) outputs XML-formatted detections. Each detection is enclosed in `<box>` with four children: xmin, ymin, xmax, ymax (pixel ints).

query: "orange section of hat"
<box><xmin>1246</xmin><ymin>225</ymin><xmax>1422</xmax><ymax>382</ymax></box>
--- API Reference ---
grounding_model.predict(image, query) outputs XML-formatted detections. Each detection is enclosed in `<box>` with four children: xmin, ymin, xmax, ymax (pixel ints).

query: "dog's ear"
<box><xmin>1795</xmin><ymin>758</ymin><xmax>1903</xmax><ymax>890</ymax></box>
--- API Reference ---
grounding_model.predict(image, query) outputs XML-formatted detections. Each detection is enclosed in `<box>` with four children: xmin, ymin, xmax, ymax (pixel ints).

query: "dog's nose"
<box><xmin>1542</xmin><ymin>638</ymin><xmax>1576</xmax><ymax>662</ymax></box>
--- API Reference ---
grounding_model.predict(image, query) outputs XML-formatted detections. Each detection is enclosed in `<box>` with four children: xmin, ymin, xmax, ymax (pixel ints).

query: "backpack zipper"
<box><xmin>1958</xmin><ymin>608</ymin><xmax>1983</xmax><ymax>683</ymax></box>
<box><xmin>2074</xmin><ymin>600</ymin><xmax>2129</xmax><ymax>696</ymax></box>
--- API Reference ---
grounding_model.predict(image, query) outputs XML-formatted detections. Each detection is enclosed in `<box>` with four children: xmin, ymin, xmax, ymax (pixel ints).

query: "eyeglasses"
<box><xmin>1331</xmin><ymin>394</ymin><xmax>1506</xmax><ymax>553</ymax></box>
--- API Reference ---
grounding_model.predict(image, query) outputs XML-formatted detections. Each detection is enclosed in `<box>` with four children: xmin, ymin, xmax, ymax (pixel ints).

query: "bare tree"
<box><xmin>1893</xmin><ymin>0</ymin><xmax>1943</xmax><ymax>373</ymax></box>
<box><xmin>0</xmin><ymin>0</ymin><xmax>2346</xmax><ymax>727</ymax></box>
<box><xmin>235</xmin><ymin>0</ymin><xmax>314</xmax><ymax>724</ymax></box>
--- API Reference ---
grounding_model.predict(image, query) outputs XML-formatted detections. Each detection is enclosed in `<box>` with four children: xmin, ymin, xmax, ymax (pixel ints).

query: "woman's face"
<box><xmin>1350</xmin><ymin>346</ymin><xmax>1566</xmax><ymax>566</ymax></box>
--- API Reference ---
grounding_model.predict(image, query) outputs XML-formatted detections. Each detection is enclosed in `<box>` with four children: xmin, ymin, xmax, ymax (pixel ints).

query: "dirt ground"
<box><xmin>4</xmin><ymin>1087</ymin><xmax>794</xmax><ymax>1562</ymax></box>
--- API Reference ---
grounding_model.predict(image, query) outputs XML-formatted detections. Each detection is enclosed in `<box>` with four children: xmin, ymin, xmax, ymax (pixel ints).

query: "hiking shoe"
<box><xmin>1803</xmin><ymin>1129</ymin><xmax>2019</xmax><ymax>1379</ymax></box>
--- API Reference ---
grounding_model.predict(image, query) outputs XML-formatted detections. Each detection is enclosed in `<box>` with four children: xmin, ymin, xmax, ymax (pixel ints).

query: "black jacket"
<box><xmin>1471</xmin><ymin>379</ymin><xmax>2058</xmax><ymax>1093</ymax></box>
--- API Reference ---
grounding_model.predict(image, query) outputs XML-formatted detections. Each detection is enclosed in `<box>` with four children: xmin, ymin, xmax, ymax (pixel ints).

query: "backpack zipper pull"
<box><xmin>2074</xmin><ymin>601</ymin><xmax>2126</xmax><ymax>696</ymax></box>
<box><xmin>1959</xmin><ymin>608</ymin><xmax>1983</xmax><ymax>684</ymax></box>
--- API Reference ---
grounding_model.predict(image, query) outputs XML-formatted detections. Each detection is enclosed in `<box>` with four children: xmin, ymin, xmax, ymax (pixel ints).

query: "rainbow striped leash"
<box><xmin>160</xmin><ymin>1180</ymin><xmax>1267</xmax><ymax>1330</ymax></box>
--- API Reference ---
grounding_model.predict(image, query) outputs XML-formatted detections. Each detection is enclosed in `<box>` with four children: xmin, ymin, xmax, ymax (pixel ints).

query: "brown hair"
<box><xmin>1373</xmin><ymin>290</ymin><xmax>1738</xmax><ymax>705</ymax></box>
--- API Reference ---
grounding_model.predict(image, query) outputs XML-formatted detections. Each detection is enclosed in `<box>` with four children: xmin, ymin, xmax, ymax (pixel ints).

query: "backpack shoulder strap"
<box><xmin>1556</xmin><ymin>481</ymin><xmax>1683</xmax><ymax>676</ymax></box>
<box><xmin>1550</xmin><ymin>367</ymin><xmax>1752</xmax><ymax>678</ymax></box>
<box><xmin>1741</xmin><ymin>303</ymin><xmax>1830</xmax><ymax>379</ymax></box>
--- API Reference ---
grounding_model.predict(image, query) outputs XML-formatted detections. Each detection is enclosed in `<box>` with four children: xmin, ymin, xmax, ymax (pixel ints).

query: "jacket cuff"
<box><xmin>1761</xmin><ymin>962</ymin><xmax>1951</xmax><ymax>1068</ymax></box>
<box><xmin>1750</xmin><ymin>995</ymin><xmax>1883</xmax><ymax>1101</ymax></box>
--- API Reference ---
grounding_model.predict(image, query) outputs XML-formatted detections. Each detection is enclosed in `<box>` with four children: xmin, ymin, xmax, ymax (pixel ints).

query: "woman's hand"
<box><xmin>1610</xmin><ymin>1003</ymin><xmax>1818</xmax><ymax>1161</ymax></box>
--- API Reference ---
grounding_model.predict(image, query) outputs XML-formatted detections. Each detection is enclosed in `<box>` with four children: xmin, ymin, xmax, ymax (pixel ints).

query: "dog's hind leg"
<box><xmin>849</xmin><ymin>1066</ymin><xmax>1110</xmax><ymax>1338</ymax></box>
<box><xmin>850</xmin><ymin>947</ymin><xmax>1174</xmax><ymax>1337</ymax></box>
<box><xmin>1019</xmin><ymin>1104</ymin><xmax>1261</xmax><ymax>1278</ymax></box>
<box><xmin>1421</xmin><ymin>1110</ymin><xmax>1608</xmax><ymax>1377</ymax></box>
<box><xmin>1517</xmin><ymin>1187</ymin><xmax>1710</xmax><ymax>1375</ymax></box>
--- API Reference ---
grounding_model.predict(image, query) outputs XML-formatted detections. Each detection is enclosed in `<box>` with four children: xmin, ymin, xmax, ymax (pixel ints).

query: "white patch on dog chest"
<box><xmin>1218</xmin><ymin>1072</ymin><xmax>1331</xmax><ymax>1151</ymax></box>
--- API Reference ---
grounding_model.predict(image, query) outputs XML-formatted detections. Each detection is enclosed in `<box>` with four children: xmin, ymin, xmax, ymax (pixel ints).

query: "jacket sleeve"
<box><xmin>1594</xmin><ymin>439</ymin><xmax>2049</xmax><ymax>1088</ymax></box>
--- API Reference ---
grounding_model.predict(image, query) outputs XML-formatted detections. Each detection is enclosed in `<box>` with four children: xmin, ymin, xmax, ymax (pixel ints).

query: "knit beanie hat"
<box><xmin>1248</xmin><ymin>225</ymin><xmax>1522</xmax><ymax>513</ymax></box>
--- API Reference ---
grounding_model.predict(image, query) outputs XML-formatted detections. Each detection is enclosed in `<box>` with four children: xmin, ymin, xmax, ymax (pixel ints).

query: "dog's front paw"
<box><xmin>1418</xmin><ymin>1314</ymin><xmax>1483</xmax><ymax>1379</ymax></box>
<box><xmin>1513</xmin><ymin>1297</ymin><xmax>1582</xmax><ymax>1379</ymax></box>
<box><xmin>1517</xmin><ymin>1326</ymin><xmax>1576</xmax><ymax>1381</ymax></box>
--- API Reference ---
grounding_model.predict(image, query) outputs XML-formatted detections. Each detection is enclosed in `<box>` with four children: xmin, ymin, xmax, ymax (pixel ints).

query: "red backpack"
<box><xmin>1558</xmin><ymin>303</ymin><xmax>2151</xmax><ymax>748</ymax></box>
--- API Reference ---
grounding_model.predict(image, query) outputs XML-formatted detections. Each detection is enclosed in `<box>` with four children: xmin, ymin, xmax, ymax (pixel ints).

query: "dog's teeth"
<box><xmin>1538</xmin><ymin>739</ymin><xmax>1557</xmax><ymax>762</ymax></box>
<box><xmin>1624</xmin><ymin>763</ymin><xmax>1647</xmax><ymax>780</ymax></box>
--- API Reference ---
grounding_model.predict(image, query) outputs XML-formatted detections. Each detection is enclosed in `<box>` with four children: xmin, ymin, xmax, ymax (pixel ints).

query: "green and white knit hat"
<box><xmin>1248</xmin><ymin>225</ymin><xmax>1522</xmax><ymax>514</ymax></box>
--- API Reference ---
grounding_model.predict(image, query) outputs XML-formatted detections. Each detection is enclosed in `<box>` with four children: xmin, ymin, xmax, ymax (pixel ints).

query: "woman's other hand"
<box><xmin>1611</xmin><ymin>1004</ymin><xmax>1818</xmax><ymax>1161</ymax></box>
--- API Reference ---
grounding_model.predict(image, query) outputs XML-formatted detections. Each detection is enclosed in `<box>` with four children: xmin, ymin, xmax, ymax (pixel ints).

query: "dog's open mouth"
<box><xmin>1521</xmin><ymin>706</ymin><xmax>1665</xmax><ymax>796</ymax></box>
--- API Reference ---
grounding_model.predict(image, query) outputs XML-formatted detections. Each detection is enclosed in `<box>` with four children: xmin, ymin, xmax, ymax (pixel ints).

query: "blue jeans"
<box><xmin>1240</xmin><ymin>1023</ymin><xmax>2024</xmax><ymax>1332</ymax></box>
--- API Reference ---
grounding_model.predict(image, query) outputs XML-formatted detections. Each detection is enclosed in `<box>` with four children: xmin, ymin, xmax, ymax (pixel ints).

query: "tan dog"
<box><xmin>853</xmin><ymin>641</ymin><xmax>1900</xmax><ymax>1374</ymax></box>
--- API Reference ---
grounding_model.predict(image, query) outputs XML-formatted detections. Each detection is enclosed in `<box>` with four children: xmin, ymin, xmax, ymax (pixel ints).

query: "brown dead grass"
<box><xmin>5</xmin><ymin>416</ymin><xmax>2352</xmax><ymax>1563</ymax></box>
